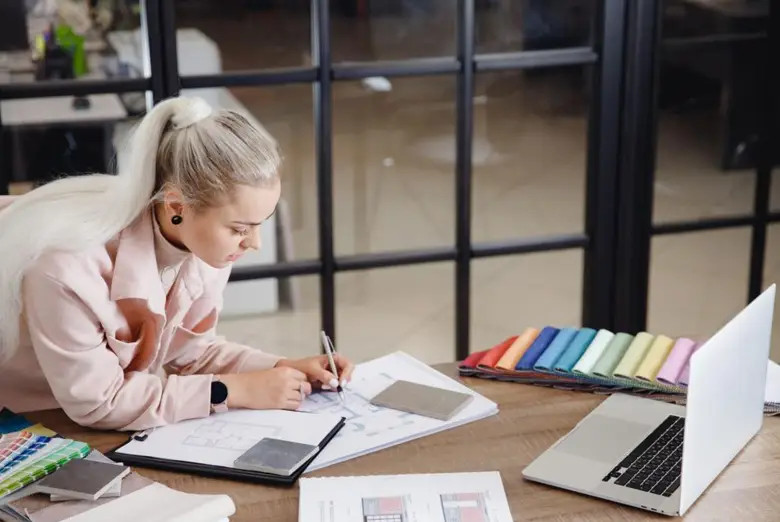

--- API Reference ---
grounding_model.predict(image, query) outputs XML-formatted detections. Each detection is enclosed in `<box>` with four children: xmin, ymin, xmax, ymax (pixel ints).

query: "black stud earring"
<box><xmin>171</xmin><ymin>215</ymin><xmax>183</xmax><ymax>225</ymax></box>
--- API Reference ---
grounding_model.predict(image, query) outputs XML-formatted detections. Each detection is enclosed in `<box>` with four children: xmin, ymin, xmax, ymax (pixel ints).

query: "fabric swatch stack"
<box><xmin>460</xmin><ymin>326</ymin><xmax>780</xmax><ymax>414</ymax></box>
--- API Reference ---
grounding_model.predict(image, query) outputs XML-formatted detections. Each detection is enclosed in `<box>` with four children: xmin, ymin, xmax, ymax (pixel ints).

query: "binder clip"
<box><xmin>132</xmin><ymin>428</ymin><xmax>155</xmax><ymax>442</ymax></box>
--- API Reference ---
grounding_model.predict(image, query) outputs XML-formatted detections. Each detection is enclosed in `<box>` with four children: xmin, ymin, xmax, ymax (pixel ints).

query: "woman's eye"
<box><xmin>232</xmin><ymin>228</ymin><xmax>248</xmax><ymax>236</ymax></box>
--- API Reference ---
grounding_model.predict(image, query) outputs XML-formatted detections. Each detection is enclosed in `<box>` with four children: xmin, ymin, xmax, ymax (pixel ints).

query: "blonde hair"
<box><xmin>0</xmin><ymin>96</ymin><xmax>281</xmax><ymax>362</ymax></box>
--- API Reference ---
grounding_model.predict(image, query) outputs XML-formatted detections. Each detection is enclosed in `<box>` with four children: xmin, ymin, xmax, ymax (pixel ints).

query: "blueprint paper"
<box><xmin>114</xmin><ymin>409</ymin><xmax>343</xmax><ymax>468</ymax></box>
<box><xmin>301</xmin><ymin>351</ymin><xmax>498</xmax><ymax>472</ymax></box>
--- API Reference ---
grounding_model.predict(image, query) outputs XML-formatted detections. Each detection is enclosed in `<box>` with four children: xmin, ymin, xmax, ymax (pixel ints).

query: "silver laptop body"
<box><xmin>523</xmin><ymin>284</ymin><xmax>776</xmax><ymax>516</ymax></box>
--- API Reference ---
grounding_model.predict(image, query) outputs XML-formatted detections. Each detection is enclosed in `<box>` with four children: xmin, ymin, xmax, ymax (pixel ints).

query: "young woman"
<box><xmin>0</xmin><ymin>96</ymin><xmax>354</xmax><ymax>431</ymax></box>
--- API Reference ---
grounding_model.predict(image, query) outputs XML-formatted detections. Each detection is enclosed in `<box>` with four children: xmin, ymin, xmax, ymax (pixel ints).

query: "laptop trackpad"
<box><xmin>556</xmin><ymin>415</ymin><xmax>654</xmax><ymax>463</ymax></box>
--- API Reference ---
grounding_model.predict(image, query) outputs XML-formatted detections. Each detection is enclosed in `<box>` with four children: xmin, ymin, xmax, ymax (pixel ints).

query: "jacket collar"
<box><xmin>109</xmin><ymin>210</ymin><xmax>206</xmax><ymax>315</ymax></box>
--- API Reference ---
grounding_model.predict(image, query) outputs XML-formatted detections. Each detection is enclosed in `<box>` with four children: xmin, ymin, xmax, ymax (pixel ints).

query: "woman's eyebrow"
<box><xmin>231</xmin><ymin>220</ymin><xmax>263</xmax><ymax>226</ymax></box>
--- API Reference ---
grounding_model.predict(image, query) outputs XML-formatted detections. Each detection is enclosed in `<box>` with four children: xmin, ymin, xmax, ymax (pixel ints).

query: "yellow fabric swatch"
<box><xmin>635</xmin><ymin>335</ymin><xmax>675</xmax><ymax>381</ymax></box>
<box><xmin>495</xmin><ymin>327</ymin><xmax>540</xmax><ymax>370</ymax></box>
<box><xmin>613</xmin><ymin>332</ymin><xmax>654</xmax><ymax>378</ymax></box>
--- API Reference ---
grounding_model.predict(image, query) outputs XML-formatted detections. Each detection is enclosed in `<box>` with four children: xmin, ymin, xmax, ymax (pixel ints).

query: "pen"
<box><xmin>320</xmin><ymin>330</ymin><xmax>345</xmax><ymax>403</ymax></box>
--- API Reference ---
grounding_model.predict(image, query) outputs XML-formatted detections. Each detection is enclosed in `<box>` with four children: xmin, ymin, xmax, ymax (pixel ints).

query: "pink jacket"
<box><xmin>0</xmin><ymin>196</ymin><xmax>281</xmax><ymax>431</ymax></box>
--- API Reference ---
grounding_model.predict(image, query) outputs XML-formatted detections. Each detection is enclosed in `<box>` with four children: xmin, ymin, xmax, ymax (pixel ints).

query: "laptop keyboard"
<box><xmin>602</xmin><ymin>415</ymin><xmax>684</xmax><ymax>497</ymax></box>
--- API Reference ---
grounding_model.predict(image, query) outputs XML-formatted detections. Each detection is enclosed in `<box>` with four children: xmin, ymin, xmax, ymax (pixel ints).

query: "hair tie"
<box><xmin>170</xmin><ymin>97</ymin><xmax>213</xmax><ymax>129</ymax></box>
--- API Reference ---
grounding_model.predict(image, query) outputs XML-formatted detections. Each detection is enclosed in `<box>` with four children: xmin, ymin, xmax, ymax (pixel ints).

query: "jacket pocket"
<box><xmin>167</xmin><ymin>325</ymin><xmax>211</xmax><ymax>369</ymax></box>
<box><xmin>105</xmin><ymin>334</ymin><xmax>140</xmax><ymax>369</ymax></box>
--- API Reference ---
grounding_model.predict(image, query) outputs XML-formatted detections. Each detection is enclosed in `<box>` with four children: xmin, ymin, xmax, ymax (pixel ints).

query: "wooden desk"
<box><xmin>26</xmin><ymin>364</ymin><xmax>780</xmax><ymax>521</ymax></box>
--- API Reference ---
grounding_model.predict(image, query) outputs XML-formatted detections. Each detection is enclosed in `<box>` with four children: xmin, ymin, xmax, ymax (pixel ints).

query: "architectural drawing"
<box><xmin>182</xmin><ymin>420</ymin><xmax>281</xmax><ymax>452</ymax></box>
<box><xmin>301</xmin><ymin>351</ymin><xmax>498</xmax><ymax>471</ymax></box>
<box><xmin>301</xmin><ymin>371</ymin><xmax>417</xmax><ymax>437</ymax></box>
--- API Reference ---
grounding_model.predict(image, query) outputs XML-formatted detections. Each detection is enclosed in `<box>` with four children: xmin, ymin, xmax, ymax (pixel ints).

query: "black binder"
<box><xmin>106</xmin><ymin>417</ymin><xmax>345</xmax><ymax>486</ymax></box>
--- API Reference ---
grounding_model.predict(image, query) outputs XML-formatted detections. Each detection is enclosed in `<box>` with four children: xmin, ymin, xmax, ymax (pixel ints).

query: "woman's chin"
<box><xmin>198</xmin><ymin>256</ymin><xmax>233</xmax><ymax>269</ymax></box>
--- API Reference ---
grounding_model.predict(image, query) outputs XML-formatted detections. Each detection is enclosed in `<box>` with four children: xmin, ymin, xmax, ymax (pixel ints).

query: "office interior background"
<box><xmin>1</xmin><ymin>0</ymin><xmax>778</xmax><ymax>364</ymax></box>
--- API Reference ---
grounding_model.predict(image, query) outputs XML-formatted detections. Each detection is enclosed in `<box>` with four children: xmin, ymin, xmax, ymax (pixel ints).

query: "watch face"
<box><xmin>211</xmin><ymin>380</ymin><xmax>228</xmax><ymax>404</ymax></box>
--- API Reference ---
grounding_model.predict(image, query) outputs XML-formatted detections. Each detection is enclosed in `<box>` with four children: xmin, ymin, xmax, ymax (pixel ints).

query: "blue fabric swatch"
<box><xmin>553</xmin><ymin>328</ymin><xmax>598</xmax><ymax>372</ymax></box>
<box><xmin>515</xmin><ymin>326</ymin><xmax>560</xmax><ymax>370</ymax></box>
<box><xmin>533</xmin><ymin>327</ymin><xmax>578</xmax><ymax>371</ymax></box>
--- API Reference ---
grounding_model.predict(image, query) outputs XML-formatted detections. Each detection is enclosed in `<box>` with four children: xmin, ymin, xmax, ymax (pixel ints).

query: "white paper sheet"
<box><xmin>764</xmin><ymin>360</ymin><xmax>780</xmax><ymax>404</ymax></box>
<box><xmin>114</xmin><ymin>409</ymin><xmax>343</xmax><ymax>469</ymax></box>
<box><xmin>61</xmin><ymin>483</ymin><xmax>235</xmax><ymax>522</ymax></box>
<box><xmin>299</xmin><ymin>472</ymin><xmax>513</xmax><ymax>522</ymax></box>
<box><xmin>301</xmin><ymin>351</ymin><xmax>498</xmax><ymax>472</ymax></box>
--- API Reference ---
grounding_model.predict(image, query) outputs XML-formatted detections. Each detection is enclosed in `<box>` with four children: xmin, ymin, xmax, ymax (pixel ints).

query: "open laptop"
<box><xmin>523</xmin><ymin>284</ymin><xmax>776</xmax><ymax>516</ymax></box>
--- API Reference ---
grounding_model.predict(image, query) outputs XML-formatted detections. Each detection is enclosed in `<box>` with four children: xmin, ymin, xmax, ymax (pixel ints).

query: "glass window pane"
<box><xmin>475</xmin><ymin>0</ymin><xmax>596</xmax><ymax>54</ymax></box>
<box><xmin>471</xmin><ymin>251</ymin><xmax>583</xmax><ymax>353</ymax></box>
<box><xmin>648</xmin><ymin>229</ymin><xmax>751</xmax><ymax>340</ymax></box>
<box><xmin>472</xmin><ymin>68</ymin><xmax>589</xmax><ymax>242</ymax></box>
<box><xmin>187</xmin><ymin>84</ymin><xmax>317</xmax><ymax>261</ymax></box>
<box><xmin>765</xmin><ymin>225</ymin><xmax>780</xmax><ymax>361</ymax></box>
<box><xmin>333</xmin><ymin>77</ymin><xmax>455</xmax><ymax>255</ymax></box>
<box><xmin>219</xmin><ymin>276</ymin><xmax>321</xmax><ymax>359</ymax></box>
<box><xmin>2</xmin><ymin>91</ymin><xmax>145</xmax><ymax>194</ymax></box>
<box><xmin>654</xmin><ymin>1</ymin><xmax>769</xmax><ymax>223</ymax></box>
<box><xmin>331</xmin><ymin>1</ymin><xmax>456</xmax><ymax>62</ymax></box>
<box><xmin>0</xmin><ymin>0</ymin><xmax>146</xmax><ymax>84</ymax></box>
<box><xmin>174</xmin><ymin>2</ymin><xmax>310</xmax><ymax>71</ymax></box>
<box><xmin>337</xmin><ymin>264</ymin><xmax>454</xmax><ymax>364</ymax></box>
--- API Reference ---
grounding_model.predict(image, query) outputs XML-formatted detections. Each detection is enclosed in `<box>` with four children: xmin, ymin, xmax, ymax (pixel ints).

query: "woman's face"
<box><xmin>176</xmin><ymin>181</ymin><xmax>281</xmax><ymax>269</ymax></box>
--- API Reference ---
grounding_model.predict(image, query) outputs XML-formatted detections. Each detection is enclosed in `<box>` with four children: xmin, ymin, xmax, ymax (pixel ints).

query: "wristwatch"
<box><xmin>210</xmin><ymin>376</ymin><xmax>229</xmax><ymax>413</ymax></box>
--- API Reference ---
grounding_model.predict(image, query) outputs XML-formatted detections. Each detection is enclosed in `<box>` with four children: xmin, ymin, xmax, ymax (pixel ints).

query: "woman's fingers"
<box><xmin>285</xmin><ymin>388</ymin><xmax>305</xmax><ymax>409</ymax></box>
<box><xmin>312</xmin><ymin>363</ymin><xmax>337</xmax><ymax>387</ymax></box>
<box><xmin>334</xmin><ymin>353</ymin><xmax>355</xmax><ymax>383</ymax></box>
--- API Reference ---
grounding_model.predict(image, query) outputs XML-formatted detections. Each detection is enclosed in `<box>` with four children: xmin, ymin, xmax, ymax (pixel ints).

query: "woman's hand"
<box><xmin>219</xmin><ymin>367</ymin><xmax>312</xmax><ymax>411</ymax></box>
<box><xmin>276</xmin><ymin>354</ymin><xmax>355</xmax><ymax>390</ymax></box>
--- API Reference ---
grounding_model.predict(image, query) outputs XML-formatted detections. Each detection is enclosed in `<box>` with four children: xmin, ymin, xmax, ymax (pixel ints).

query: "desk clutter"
<box><xmin>0</xmin><ymin>410</ymin><xmax>234</xmax><ymax>522</ymax></box>
<box><xmin>459</xmin><ymin>326</ymin><xmax>780</xmax><ymax>414</ymax></box>
<box><xmin>1</xmin><ymin>352</ymin><xmax>499</xmax><ymax>521</ymax></box>
<box><xmin>0</xmin><ymin>352</ymin><xmax>501</xmax><ymax>521</ymax></box>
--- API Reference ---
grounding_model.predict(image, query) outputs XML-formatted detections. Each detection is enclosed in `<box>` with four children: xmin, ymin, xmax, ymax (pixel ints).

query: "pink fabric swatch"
<box><xmin>656</xmin><ymin>338</ymin><xmax>697</xmax><ymax>385</ymax></box>
<box><xmin>677</xmin><ymin>341</ymin><xmax>704</xmax><ymax>386</ymax></box>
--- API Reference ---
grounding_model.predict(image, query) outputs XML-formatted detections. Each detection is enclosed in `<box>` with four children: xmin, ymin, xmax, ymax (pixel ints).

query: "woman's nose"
<box><xmin>242</xmin><ymin>228</ymin><xmax>261</xmax><ymax>251</ymax></box>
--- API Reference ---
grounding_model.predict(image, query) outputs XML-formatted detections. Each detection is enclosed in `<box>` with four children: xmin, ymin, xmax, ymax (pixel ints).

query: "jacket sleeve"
<box><xmin>22</xmin><ymin>272</ymin><xmax>213</xmax><ymax>432</ymax></box>
<box><xmin>164</xmin><ymin>269</ymin><xmax>284</xmax><ymax>377</ymax></box>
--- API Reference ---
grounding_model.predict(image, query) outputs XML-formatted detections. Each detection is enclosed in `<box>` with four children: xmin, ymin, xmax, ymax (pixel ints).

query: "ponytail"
<box><xmin>0</xmin><ymin>96</ymin><xmax>211</xmax><ymax>362</ymax></box>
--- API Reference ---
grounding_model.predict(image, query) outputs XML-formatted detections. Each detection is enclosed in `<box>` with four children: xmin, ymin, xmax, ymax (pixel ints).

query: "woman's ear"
<box><xmin>162</xmin><ymin>186</ymin><xmax>186</xmax><ymax>218</ymax></box>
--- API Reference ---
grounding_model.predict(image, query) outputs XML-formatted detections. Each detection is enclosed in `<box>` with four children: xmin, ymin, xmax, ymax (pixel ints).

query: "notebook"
<box><xmin>107</xmin><ymin>409</ymin><xmax>345</xmax><ymax>485</ymax></box>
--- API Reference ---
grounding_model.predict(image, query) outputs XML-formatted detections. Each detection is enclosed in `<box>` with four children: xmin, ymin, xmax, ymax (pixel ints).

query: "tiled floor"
<box><xmin>182</xmin><ymin>6</ymin><xmax>780</xmax><ymax>364</ymax></box>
